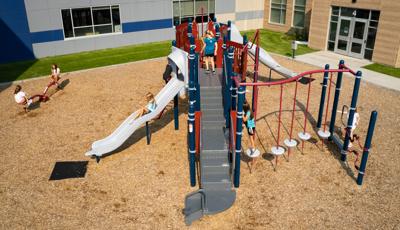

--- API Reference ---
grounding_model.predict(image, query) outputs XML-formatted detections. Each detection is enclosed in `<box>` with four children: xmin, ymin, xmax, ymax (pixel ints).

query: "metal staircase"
<box><xmin>184</xmin><ymin>69</ymin><xmax>236</xmax><ymax>225</ymax></box>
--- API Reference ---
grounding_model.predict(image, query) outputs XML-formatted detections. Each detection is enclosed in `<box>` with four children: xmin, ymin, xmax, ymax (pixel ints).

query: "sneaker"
<box><xmin>27</xmin><ymin>99</ymin><xmax>33</xmax><ymax>107</ymax></box>
<box><xmin>212</xmin><ymin>70</ymin><xmax>216</xmax><ymax>74</ymax></box>
<box><xmin>205</xmin><ymin>69</ymin><xmax>210</xmax><ymax>74</ymax></box>
<box><xmin>250</xmin><ymin>148</ymin><xmax>254</xmax><ymax>156</ymax></box>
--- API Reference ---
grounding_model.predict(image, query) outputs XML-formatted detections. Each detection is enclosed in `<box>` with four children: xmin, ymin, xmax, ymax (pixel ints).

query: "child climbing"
<box><xmin>201</xmin><ymin>30</ymin><xmax>217</xmax><ymax>74</ymax></box>
<box><xmin>243</xmin><ymin>103</ymin><xmax>256</xmax><ymax>155</ymax></box>
<box><xmin>134</xmin><ymin>92</ymin><xmax>157</xmax><ymax>119</ymax></box>
<box><xmin>14</xmin><ymin>85</ymin><xmax>33</xmax><ymax>112</ymax></box>
<box><xmin>344</xmin><ymin>107</ymin><xmax>360</xmax><ymax>147</ymax></box>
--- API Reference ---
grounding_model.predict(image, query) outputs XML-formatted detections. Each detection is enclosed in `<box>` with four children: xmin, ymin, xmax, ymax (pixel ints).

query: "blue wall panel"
<box><xmin>122</xmin><ymin>18</ymin><xmax>172</xmax><ymax>33</ymax></box>
<box><xmin>0</xmin><ymin>0</ymin><xmax>34</xmax><ymax>63</ymax></box>
<box><xmin>31</xmin><ymin>29</ymin><xmax>64</xmax><ymax>44</ymax></box>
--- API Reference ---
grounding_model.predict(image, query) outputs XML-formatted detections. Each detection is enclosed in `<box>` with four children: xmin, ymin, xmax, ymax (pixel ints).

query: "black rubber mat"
<box><xmin>49</xmin><ymin>161</ymin><xmax>88</xmax><ymax>180</ymax></box>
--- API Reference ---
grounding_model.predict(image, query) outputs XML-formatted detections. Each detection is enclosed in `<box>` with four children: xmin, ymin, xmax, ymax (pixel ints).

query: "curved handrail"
<box><xmin>232</xmin><ymin>69</ymin><xmax>353</xmax><ymax>87</ymax></box>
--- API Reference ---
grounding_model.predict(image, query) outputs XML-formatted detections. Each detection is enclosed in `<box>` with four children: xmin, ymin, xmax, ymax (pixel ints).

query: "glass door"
<box><xmin>335</xmin><ymin>17</ymin><xmax>351</xmax><ymax>55</ymax></box>
<box><xmin>349</xmin><ymin>18</ymin><xmax>368</xmax><ymax>58</ymax></box>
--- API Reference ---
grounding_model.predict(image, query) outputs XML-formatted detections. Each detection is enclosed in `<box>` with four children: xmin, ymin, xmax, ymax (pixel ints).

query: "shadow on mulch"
<box><xmin>49</xmin><ymin>161</ymin><xmax>88</xmax><ymax>180</ymax></box>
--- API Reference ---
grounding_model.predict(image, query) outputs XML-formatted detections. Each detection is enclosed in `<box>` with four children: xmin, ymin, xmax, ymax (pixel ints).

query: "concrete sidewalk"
<box><xmin>295</xmin><ymin>51</ymin><xmax>400</xmax><ymax>91</ymax></box>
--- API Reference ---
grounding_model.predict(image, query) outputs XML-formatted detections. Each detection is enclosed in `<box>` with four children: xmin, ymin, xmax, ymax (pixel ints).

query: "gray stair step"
<box><xmin>202</xmin><ymin>103</ymin><xmax>222</xmax><ymax>110</ymax></box>
<box><xmin>202</xmin><ymin>91</ymin><xmax>222</xmax><ymax>98</ymax></box>
<box><xmin>202</xmin><ymin>113</ymin><xmax>225</xmax><ymax>122</ymax></box>
<box><xmin>202</xmin><ymin>109</ymin><xmax>224</xmax><ymax>117</ymax></box>
<box><xmin>201</xmin><ymin>97</ymin><xmax>223</xmax><ymax>105</ymax></box>
<box><xmin>201</xmin><ymin>129</ymin><xmax>226</xmax><ymax>149</ymax></box>
<box><xmin>200</xmin><ymin>156</ymin><xmax>229</xmax><ymax>167</ymax></box>
<box><xmin>202</xmin><ymin>120</ymin><xmax>225</xmax><ymax>127</ymax></box>
<box><xmin>201</xmin><ymin>171</ymin><xmax>231</xmax><ymax>184</ymax></box>
<box><xmin>202</xmin><ymin>181</ymin><xmax>232</xmax><ymax>190</ymax></box>
<box><xmin>201</xmin><ymin>165</ymin><xmax>229</xmax><ymax>175</ymax></box>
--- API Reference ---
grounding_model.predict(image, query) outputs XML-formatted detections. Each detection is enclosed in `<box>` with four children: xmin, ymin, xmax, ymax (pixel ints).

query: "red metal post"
<box><xmin>277</xmin><ymin>84</ymin><xmax>284</xmax><ymax>147</ymax></box>
<box><xmin>195</xmin><ymin>111</ymin><xmax>202</xmax><ymax>154</ymax></box>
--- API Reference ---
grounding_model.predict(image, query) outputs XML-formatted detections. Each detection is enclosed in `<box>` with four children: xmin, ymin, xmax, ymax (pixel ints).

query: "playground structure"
<box><xmin>83</xmin><ymin>16</ymin><xmax>378</xmax><ymax>225</ymax></box>
<box><xmin>179</xmin><ymin>19</ymin><xmax>378</xmax><ymax>224</ymax></box>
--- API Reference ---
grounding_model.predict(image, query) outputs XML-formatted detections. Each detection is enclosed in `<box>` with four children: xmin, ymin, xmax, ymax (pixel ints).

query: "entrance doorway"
<box><xmin>335</xmin><ymin>17</ymin><xmax>368</xmax><ymax>59</ymax></box>
<box><xmin>327</xmin><ymin>7</ymin><xmax>380</xmax><ymax>60</ymax></box>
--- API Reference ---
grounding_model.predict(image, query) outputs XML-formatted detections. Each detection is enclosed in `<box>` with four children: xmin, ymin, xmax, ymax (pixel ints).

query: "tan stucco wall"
<box><xmin>235</xmin><ymin>18</ymin><xmax>264</xmax><ymax>31</ymax></box>
<box><xmin>236</xmin><ymin>0</ymin><xmax>265</xmax><ymax>12</ymax></box>
<box><xmin>308</xmin><ymin>0</ymin><xmax>400</xmax><ymax>67</ymax></box>
<box><xmin>235</xmin><ymin>0</ymin><xmax>265</xmax><ymax>30</ymax></box>
<box><xmin>372</xmin><ymin>1</ymin><xmax>400</xmax><ymax>67</ymax></box>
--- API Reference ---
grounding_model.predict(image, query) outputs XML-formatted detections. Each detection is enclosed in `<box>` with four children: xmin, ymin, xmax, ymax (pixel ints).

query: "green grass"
<box><xmin>0</xmin><ymin>40</ymin><xmax>171</xmax><ymax>83</ymax></box>
<box><xmin>363</xmin><ymin>63</ymin><xmax>400</xmax><ymax>78</ymax></box>
<box><xmin>241</xmin><ymin>29</ymin><xmax>317</xmax><ymax>57</ymax></box>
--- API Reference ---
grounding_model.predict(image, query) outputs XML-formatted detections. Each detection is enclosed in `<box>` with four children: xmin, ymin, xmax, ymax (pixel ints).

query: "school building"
<box><xmin>0</xmin><ymin>0</ymin><xmax>264</xmax><ymax>64</ymax></box>
<box><xmin>263</xmin><ymin>0</ymin><xmax>400</xmax><ymax>67</ymax></box>
<box><xmin>1</xmin><ymin>0</ymin><xmax>399</xmax><ymax>67</ymax></box>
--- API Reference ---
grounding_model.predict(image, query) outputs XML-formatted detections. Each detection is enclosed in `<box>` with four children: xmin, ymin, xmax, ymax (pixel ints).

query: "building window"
<box><xmin>61</xmin><ymin>5</ymin><xmax>121</xmax><ymax>39</ymax></box>
<box><xmin>293</xmin><ymin>0</ymin><xmax>306</xmax><ymax>28</ymax></box>
<box><xmin>173</xmin><ymin>0</ymin><xmax>215</xmax><ymax>26</ymax></box>
<box><xmin>270</xmin><ymin>0</ymin><xmax>287</xmax><ymax>24</ymax></box>
<box><xmin>327</xmin><ymin>6</ymin><xmax>339</xmax><ymax>51</ymax></box>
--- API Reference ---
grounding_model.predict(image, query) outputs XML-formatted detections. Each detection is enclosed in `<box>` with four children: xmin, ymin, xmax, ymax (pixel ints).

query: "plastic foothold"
<box><xmin>298</xmin><ymin>132</ymin><xmax>311</xmax><ymax>141</ymax></box>
<box><xmin>95</xmin><ymin>156</ymin><xmax>100</xmax><ymax>163</ymax></box>
<box><xmin>284</xmin><ymin>138</ymin><xmax>298</xmax><ymax>148</ymax></box>
<box><xmin>318</xmin><ymin>130</ymin><xmax>331</xmax><ymax>139</ymax></box>
<box><xmin>246</xmin><ymin>149</ymin><xmax>260</xmax><ymax>158</ymax></box>
<box><xmin>271</xmin><ymin>146</ymin><xmax>285</xmax><ymax>155</ymax></box>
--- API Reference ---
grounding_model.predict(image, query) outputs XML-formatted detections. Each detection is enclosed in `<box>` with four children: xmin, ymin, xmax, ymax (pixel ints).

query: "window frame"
<box><xmin>292</xmin><ymin>0</ymin><xmax>306</xmax><ymax>29</ymax></box>
<box><xmin>269</xmin><ymin>0</ymin><xmax>287</xmax><ymax>25</ymax></box>
<box><xmin>172</xmin><ymin>0</ymin><xmax>216</xmax><ymax>27</ymax></box>
<box><xmin>60</xmin><ymin>4</ymin><xmax>122</xmax><ymax>40</ymax></box>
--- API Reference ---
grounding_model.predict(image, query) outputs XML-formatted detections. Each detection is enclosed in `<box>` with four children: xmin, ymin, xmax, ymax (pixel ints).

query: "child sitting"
<box><xmin>14</xmin><ymin>85</ymin><xmax>32</xmax><ymax>112</ymax></box>
<box><xmin>43</xmin><ymin>64</ymin><xmax>61</xmax><ymax>94</ymax></box>
<box><xmin>135</xmin><ymin>92</ymin><xmax>157</xmax><ymax>119</ymax></box>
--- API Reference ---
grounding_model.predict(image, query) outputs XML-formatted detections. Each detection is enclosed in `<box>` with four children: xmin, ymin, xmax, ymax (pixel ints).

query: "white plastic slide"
<box><xmin>85</xmin><ymin>47</ymin><xmax>188</xmax><ymax>157</ymax></box>
<box><xmin>230</xmin><ymin>24</ymin><xmax>298</xmax><ymax>78</ymax></box>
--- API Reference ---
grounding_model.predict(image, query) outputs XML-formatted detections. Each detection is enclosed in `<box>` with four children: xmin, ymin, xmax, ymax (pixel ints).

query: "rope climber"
<box><xmin>298</xmin><ymin>75</ymin><xmax>313</xmax><ymax>153</ymax></box>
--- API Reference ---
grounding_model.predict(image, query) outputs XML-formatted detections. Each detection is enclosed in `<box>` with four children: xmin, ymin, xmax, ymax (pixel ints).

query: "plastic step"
<box><xmin>200</xmin><ymin>156</ymin><xmax>229</xmax><ymax>167</ymax></box>
<box><xmin>201</xmin><ymin>150</ymin><xmax>228</xmax><ymax>157</ymax></box>
<box><xmin>202</xmin><ymin>103</ymin><xmax>223</xmax><ymax>110</ymax></box>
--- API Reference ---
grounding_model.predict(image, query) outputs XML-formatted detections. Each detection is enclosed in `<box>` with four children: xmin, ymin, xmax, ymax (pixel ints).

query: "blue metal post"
<box><xmin>342</xmin><ymin>71</ymin><xmax>362</xmax><ymax>161</ymax></box>
<box><xmin>227</xmin><ymin>21</ymin><xmax>231</xmax><ymax>41</ymax></box>
<box><xmin>188</xmin><ymin>102</ymin><xmax>196</xmax><ymax>187</ymax></box>
<box><xmin>357</xmin><ymin>111</ymin><xmax>378</xmax><ymax>186</ymax></box>
<box><xmin>172</xmin><ymin>40</ymin><xmax>176</xmax><ymax>47</ymax></box>
<box><xmin>215</xmin><ymin>23</ymin><xmax>220</xmax><ymax>40</ymax></box>
<box><xmin>234</xmin><ymin>84</ymin><xmax>246</xmax><ymax>188</ymax></box>
<box><xmin>229</xmin><ymin>49</ymin><xmax>237</xmax><ymax>111</ymax></box>
<box><xmin>317</xmin><ymin>64</ymin><xmax>330</xmax><ymax>128</ymax></box>
<box><xmin>225</xmin><ymin>46</ymin><xmax>234</xmax><ymax>128</ymax></box>
<box><xmin>174</xmin><ymin>95</ymin><xmax>179</xmax><ymax>130</ymax></box>
<box><xmin>146</xmin><ymin>121</ymin><xmax>151</xmax><ymax>145</ymax></box>
<box><xmin>188</xmin><ymin>47</ymin><xmax>196</xmax><ymax>187</ymax></box>
<box><xmin>329</xmin><ymin>60</ymin><xmax>344</xmax><ymax>140</ymax></box>
<box><xmin>194</xmin><ymin>50</ymin><xmax>201</xmax><ymax>112</ymax></box>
